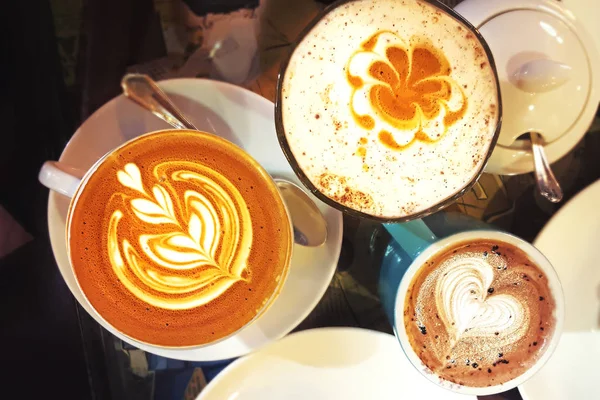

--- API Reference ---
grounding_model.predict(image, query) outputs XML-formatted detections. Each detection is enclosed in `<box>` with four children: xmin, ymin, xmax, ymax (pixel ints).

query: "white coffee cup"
<box><xmin>382</xmin><ymin>224</ymin><xmax>564</xmax><ymax>395</ymax></box>
<box><xmin>38</xmin><ymin>129</ymin><xmax>294</xmax><ymax>348</ymax></box>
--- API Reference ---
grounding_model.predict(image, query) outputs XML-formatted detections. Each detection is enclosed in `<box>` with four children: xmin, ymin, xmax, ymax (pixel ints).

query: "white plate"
<box><xmin>519</xmin><ymin>179</ymin><xmax>600</xmax><ymax>400</ymax></box>
<box><xmin>197</xmin><ymin>327</ymin><xmax>477</xmax><ymax>400</ymax></box>
<box><xmin>47</xmin><ymin>78</ymin><xmax>343</xmax><ymax>361</ymax></box>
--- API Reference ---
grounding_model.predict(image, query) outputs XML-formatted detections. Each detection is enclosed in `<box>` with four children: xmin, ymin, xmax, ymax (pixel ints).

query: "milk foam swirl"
<box><xmin>405</xmin><ymin>240</ymin><xmax>557</xmax><ymax>387</ymax></box>
<box><xmin>279</xmin><ymin>0</ymin><xmax>499</xmax><ymax>219</ymax></box>
<box><xmin>107</xmin><ymin>162</ymin><xmax>252</xmax><ymax>310</ymax></box>
<box><xmin>435</xmin><ymin>253</ymin><xmax>528</xmax><ymax>346</ymax></box>
<box><xmin>347</xmin><ymin>31</ymin><xmax>467</xmax><ymax>150</ymax></box>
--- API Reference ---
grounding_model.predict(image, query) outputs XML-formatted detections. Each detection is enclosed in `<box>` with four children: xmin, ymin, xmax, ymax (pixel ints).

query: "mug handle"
<box><xmin>383</xmin><ymin>219</ymin><xmax>437</xmax><ymax>258</ymax></box>
<box><xmin>379</xmin><ymin>215</ymin><xmax>494</xmax><ymax>324</ymax></box>
<box><xmin>378</xmin><ymin>219</ymin><xmax>437</xmax><ymax>324</ymax></box>
<box><xmin>38</xmin><ymin>161</ymin><xmax>84</xmax><ymax>198</ymax></box>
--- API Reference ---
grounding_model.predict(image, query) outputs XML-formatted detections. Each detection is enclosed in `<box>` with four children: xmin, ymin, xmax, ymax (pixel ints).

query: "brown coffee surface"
<box><xmin>403</xmin><ymin>240</ymin><xmax>556</xmax><ymax>387</ymax></box>
<box><xmin>69</xmin><ymin>130</ymin><xmax>292</xmax><ymax>347</ymax></box>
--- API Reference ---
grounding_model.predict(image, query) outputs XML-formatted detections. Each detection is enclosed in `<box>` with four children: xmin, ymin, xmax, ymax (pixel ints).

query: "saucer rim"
<box><xmin>197</xmin><ymin>327</ymin><xmax>478</xmax><ymax>400</ymax></box>
<box><xmin>47</xmin><ymin>78</ymin><xmax>343</xmax><ymax>360</ymax></box>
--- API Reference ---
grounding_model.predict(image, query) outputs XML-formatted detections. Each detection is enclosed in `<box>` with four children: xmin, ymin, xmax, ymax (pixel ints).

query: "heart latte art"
<box><xmin>108</xmin><ymin>162</ymin><xmax>252</xmax><ymax>310</ymax></box>
<box><xmin>68</xmin><ymin>130</ymin><xmax>292</xmax><ymax>347</ymax></box>
<box><xmin>435</xmin><ymin>255</ymin><xmax>528</xmax><ymax>348</ymax></box>
<box><xmin>404</xmin><ymin>240</ymin><xmax>556</xmax><ymax>387</ymax></box>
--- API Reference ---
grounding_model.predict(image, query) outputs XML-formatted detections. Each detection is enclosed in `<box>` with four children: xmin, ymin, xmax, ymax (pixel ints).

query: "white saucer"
<box><xmin>519</xmin><ymin>179</ymin><xmax>600</xmax><ymax>400</ymax></box>
<box><xmin>197</xmin><ymin>327</ymin><xmax>476</xmax><ymax>400</ymax></box>
<box><xmin>455</xmin><ymin>0</ymin><xmax>600</xmax><ymax>176</ymax></box>
<box><xmin>47</xmin><ymin>78</ymin><xmax>343</xmax><ymax>361</ymax></box>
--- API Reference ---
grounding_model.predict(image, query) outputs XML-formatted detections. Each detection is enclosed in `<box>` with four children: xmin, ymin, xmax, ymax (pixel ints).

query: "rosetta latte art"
<box><xmin>107</xmin><ymin>162</ymin><xmax>252</xmax><ymax>310</ymax></box>
<box><xmin>346</xmin><ymin>31</ymin><xmax>467</xmax><ymax>151</ymax></box>
<box><xmin>434</xmin><ymin>255</ymin><xmax>528</xmax><ymax>347</ymax></box>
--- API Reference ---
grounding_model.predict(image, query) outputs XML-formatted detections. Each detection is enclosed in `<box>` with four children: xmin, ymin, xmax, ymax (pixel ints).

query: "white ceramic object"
<box><xmin>512</xmin><ymin>59</ymin><xmax>572</xmax><ymax>93</ymax></box>
<box><xmin>561</xmin><ymin>0</ymin><xmax>600</xmax><ymax>55</ymax></box>
<box><xmin>455</xmin><ymin>0</ymin><xmax>600</xmax><ymax>175</ymax></box>
<box><xmin>519</xmin><ymin>179</ymin><xmax>600</xmax><ymax>400</ymax></box>
<box><xmin>393</xmin><ymin>230</ymin><xmax>564</xmax><ymax>396</ymax></box>
<box><xmin>47</xmin><ymin>78</ymin><xmax>343</xmax><ymax>361</ymax></box>
<box><xmin>197</xmin><ymin>328</ymin><xmax>477</xmax><ymax>400</ymax></box>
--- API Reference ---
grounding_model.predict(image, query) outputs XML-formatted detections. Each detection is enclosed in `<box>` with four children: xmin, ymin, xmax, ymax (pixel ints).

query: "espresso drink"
<box><xmin>403</xmin><ymin>240</ymin><xmax>556</xmax><ymax>387</ymax></box>
<box><xmin>280</xmin><ymin>0</ymin><xmax>499</xmax><ymax>218</ymax></box>
<box><xmin>68</xmin><ymin>130</ymin><xmax>292</xmax><ymax>346</ymax></box>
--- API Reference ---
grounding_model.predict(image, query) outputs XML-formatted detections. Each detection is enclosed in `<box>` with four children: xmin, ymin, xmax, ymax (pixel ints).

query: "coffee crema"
<box><xmin>69</xmin><ymin>130</ymin><xmax>292</xmax><ymax>347</ymax></box>
<box><xmin>280</xmin><ymin>0</ymin><xmax>499</xmax><ymax>218</ymax></box>
<box><xmin>403</xmin><ymin>240</ymin><xmax>556</xmax><ymax>387</ymax></box>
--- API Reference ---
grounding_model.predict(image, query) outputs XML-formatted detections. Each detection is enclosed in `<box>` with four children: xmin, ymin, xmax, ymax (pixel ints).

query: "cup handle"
<box><xmin>383</xmin><ymin>219</ymin><xmax>437</xmax><ymax>258</ymax></box>
<box><xmin>38</xmin><ymin>161</ymin><xmax>84</xmax><ymax>198</ymax></box>
<box><xmin>378</xmin><ymin>219</ymin><xmax>437</xmax><ymax>325</ymax></box>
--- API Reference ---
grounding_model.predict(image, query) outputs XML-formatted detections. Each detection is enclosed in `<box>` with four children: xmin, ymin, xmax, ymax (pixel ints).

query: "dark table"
<box><xmin>2</xmin><ymin>0</ymin><xmax>598</xmax><ymax>399</ymax></box>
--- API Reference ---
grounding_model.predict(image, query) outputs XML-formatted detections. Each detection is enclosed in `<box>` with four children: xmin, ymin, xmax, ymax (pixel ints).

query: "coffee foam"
<box><xmin>69</xmin><ymin>130</ymin><xmax>292</xmax><ymax>347</ymax></box>
<box><xmin>403</xmin><ymin>240</ymin><xmax>556</xmax><ymax>387</ymax></box>
<box><xmin>107</xmin><ymin>161</ymin><xmax>254</xmax><ymax>310</ymax></box>
<box><xmin>280</xmin><ymin>0</ymin><xmax>499</xmax><ymax>218</ymax></box>
<box><xmin>434</xmin><ymin>253</ymin><xmax>528</xmax><ymax>346</ymax></box>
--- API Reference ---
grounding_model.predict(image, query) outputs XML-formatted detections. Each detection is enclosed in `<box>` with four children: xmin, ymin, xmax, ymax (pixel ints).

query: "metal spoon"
<box><xmin>529</xmin><ymin>132</ymin><xmax>563</xmax><ymax>203</ymax></box>
<box><xmin>121</xmin><ymin>74</ymin><xmax>198</xmax><ymax>130</ymax></box>
<box><xmin>121</xmin><ymin>73</ymin><xmax>328</xmax><ymax>246</ymax></box>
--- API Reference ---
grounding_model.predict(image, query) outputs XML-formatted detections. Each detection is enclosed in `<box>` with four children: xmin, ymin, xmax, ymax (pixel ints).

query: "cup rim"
<box><xmin>65</xmin><ymin>128</ymin><xmax>295</xmax><ymax>349</ymax></box>
<box><xmin>393</xmin><ymin>230</ymin><xmax>565</xmax><ymax>396</ymax></box>
<box><xmin>274</xmin><ymin>0</ymin><xmax>503</xmax><ymax>223</ymax></box>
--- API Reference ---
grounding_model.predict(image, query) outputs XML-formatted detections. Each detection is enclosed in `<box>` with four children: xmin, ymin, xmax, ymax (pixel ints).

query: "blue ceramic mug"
<box><xmin>378</xmin><ymin>214</ymin><xmax>564</xmax><ymax>396</ymax></box>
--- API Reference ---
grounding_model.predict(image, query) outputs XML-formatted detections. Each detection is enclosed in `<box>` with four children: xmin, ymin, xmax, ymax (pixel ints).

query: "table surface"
<box><xmin>44</xmin><ymin>0</ymin><xmax>600</xmax><ymax>399</ymax></box>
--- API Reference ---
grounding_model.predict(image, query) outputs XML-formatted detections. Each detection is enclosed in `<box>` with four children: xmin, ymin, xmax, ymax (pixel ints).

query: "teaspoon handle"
<box><xmin>530</xmin><ymin>132</ymin><xmax>563</xmax><ymax>203</ymax></box>
<box><xmin>121</xmin><ymin>74</ymin><xmax>198</xmax><ymax>130</ymax></box>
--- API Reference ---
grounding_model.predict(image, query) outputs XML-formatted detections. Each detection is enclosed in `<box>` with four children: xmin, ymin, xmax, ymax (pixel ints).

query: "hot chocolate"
<box><xmin>68</xmin><ymin>130</ymin><xmax>292</xmax><ymax>347</ymax></box>
<box><xmin>278</xmin><ymin>0</ymin><xmax>499</xmax><ymax>219</ymax></box>
<box><xmin>402</xmin><ymin>239</ymin><xmax>556</xmax><ymax>387</ymax></box>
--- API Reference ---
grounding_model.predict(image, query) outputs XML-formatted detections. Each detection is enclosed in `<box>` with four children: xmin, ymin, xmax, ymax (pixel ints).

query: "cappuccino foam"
<box><xmin>69</xmin><ymin>130</ymin><xmax>292</xmax><ymax>347</ymax></box>
<box><xmin>402</xmin><ymin>240</ymin><xmax>556</xmax><ymax>387</ymax></box>
<box><xmin>280</xmin><ymin>0</ymin><xmax>499</xmax><ymax>218</ymax></box>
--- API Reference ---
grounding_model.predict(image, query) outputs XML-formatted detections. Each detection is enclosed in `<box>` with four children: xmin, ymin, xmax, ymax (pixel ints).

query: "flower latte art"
<box><xmin>347</xmin><ymin>32</ymin><xmax>467</xmax><ymax>152</ymax></box>
<box><xmin>404</xmin><ymin>240</ymin><xmax>556</xmax><ymax>387</ymax></box>
<box><xmin>68</xmin><ymin>130</ymin><xmax>292</xmax><ymax>347</ymax></box>
<box><xmin>108</xmin><ymin>162</ymin><xmax>253</xmax><ymax>310</ymax></box>
<box><xmin>279</xmin><ymin>0</ymin><xmax>499</xmax><ymax>218</ymax></box>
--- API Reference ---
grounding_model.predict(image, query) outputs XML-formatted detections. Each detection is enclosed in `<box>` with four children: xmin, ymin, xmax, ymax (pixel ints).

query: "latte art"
<box><xmin>69</xmin><ymin>130</ymin><xmax>292</xmax><ymax>347</ymax></box>
<box><xmin>433</xmin><ymin>254</ymin><xmax>528</xmax><ymax>348</ymax></box>
<box><xmin>108</xmin><ymin>162</ymin><xmax>252</xmax><ymax>310</ymax></box>
<box><xmin>404</xmin><ymin>240</ymin><xmax>556</xmax><ymax>387</ymax></box>
<box><xmin>347</xmin><ymin>32</ymin><xmax>467</xmax><ymax>153</ymax></box>
<box><xmin>279</xmin><ymin>0</ymin><xmax>499</xmax><ymax>218</ymax></box>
